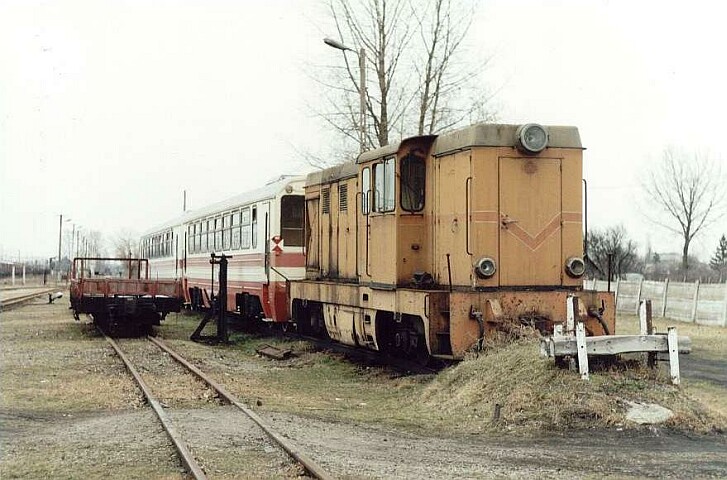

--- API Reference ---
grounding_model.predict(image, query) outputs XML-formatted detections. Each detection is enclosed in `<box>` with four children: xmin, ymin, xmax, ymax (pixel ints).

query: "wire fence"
<box><xmin>586</xmin><ymin>278</ymin><xmax>727</xmax><ymax>327</ymax></box>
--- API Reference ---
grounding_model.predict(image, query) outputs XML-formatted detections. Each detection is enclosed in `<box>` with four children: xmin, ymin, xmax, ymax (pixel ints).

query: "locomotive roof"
<box><xmin>356</xmin><ymin>123</ymin><xmax>582</xmax><ymax>163</ymax></box>
<box><xmin>305</xmin><ymin>161</ymin><xmax>358</xmax><ymax>187</ymax></box>
<box><xmin>142</xmin><ymin>175</ymin><xmax>304</xmax><ymax>236</ymax></box>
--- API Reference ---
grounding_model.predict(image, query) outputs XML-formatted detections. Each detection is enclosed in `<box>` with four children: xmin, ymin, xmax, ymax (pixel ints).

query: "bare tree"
<box><xmin>585</xmin><ymin>225</ymin><xmax>640</xmax><ymax>280</ymax></box>
<box><xmin>112</xmin><ymin>229</ymin><xmax>138</xmax><ymax>259</ymax></box>
<box><xmin>111</xmin><ymin>229</ymin><xmax>139</xmax><ymax>278</ymax></box>
<box><xmin>314</xmin><ymin>0</ymin><xmax>496</xmax><ymax>159</ymax></box>
<box><xmin>644</xmin><ymin>148</ymin><xmax>725</xmax><ymax>273</ymax></box>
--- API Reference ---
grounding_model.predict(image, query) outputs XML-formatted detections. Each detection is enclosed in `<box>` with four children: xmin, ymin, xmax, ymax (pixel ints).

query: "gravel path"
<box><xmin>262</xmin><ymin>412</ymin><xmax>727</xmax><ymax>479</ymax></box>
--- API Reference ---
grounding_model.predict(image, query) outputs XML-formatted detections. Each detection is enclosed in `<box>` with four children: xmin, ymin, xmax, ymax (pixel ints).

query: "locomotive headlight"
<box><xmin>474</xmin><ymin>257</ymin><xmax>497</xmax><ymax>279</ymax></box>
<box><xmin>565</xmin><ymin>256</ymin><xmax>586</xmax><ymax>278</ymax></box>
<box><xmin>516</xmin><ymin>123</ymin><xmax>548</xmax><ymax>155</ymax></box>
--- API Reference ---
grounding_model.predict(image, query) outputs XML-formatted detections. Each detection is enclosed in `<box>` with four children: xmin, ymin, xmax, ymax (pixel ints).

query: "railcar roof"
<box><xmin>356</xmin><ymin>122</ymin><xmax>582</xmax><ymax>163</ymax></box>
<box><xmin>142</xmin><ymin>175</ymin><xmax>305</xmax><ymax>236</ymax></box>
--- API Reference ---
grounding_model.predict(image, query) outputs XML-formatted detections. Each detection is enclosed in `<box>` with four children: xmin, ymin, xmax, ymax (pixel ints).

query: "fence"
<box><xmin>585</xmin><ymin>279</ymin><xmax>727</xmax><ymax>327</ymax></box>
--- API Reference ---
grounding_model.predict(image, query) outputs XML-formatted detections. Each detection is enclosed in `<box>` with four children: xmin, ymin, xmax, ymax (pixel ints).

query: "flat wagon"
<box><xmin>70</xmin><ymin>257</ymin><xmax>183</xmax><ymax>332</ymax></box>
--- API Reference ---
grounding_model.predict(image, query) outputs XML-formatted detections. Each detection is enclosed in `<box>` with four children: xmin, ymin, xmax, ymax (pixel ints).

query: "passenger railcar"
<box><xmin>289</xmin><ymin>123</ymin><xmax>616</xmax><ymax>361</ymax></box>
<box><xmin>140</xmin><ymin>176</ymin><xmax>306</xmax><ymax>322</ymax></box>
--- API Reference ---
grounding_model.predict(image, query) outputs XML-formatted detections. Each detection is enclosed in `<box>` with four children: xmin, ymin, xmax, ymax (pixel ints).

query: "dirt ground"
<box><xmin>1</xmin><ymin>300</ymin><xmax>726</xmax><ymax>479</ymax></box>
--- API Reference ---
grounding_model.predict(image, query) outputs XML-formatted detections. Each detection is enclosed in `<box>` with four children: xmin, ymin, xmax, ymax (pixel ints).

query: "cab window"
<box><xmin>373</xmin><ymin>157</ymin><xmax>395</xmax><ymax>213</ymax></box>
<box><xmin>400</xmin><ymin>153</ymin><xmax>425</xmax><ymax>212</ymax></box>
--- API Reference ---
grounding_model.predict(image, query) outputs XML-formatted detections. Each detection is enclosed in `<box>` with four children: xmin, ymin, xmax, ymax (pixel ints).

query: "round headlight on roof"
<box><xmin>516</xmin><ymin>123</ymin><xmax>548</xmax><ymax>155</ymax></box>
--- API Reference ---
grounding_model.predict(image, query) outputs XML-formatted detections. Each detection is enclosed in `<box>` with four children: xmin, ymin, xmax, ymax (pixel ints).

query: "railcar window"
<box><xmin>373</xmin><ymin>157</ymin><xmax>395</xmax><ymax>213</ymax></box>
<box><xmin>232</xmin><ymin>211</ymin><xmax>240</xmax><ymax>250</ymax></box>
<box><xmin>241</xmin><ymin>207</ymin><xmax>251</xmax><ymax>249</ymax></box>
<box><xmin>361</xmin><ymin>167</ymin><xmax>370</xmax><ymax>214</ymax></box>
<box><xmin>196</xmin><ymin>222</ymin><xmax>202</xmax><ymax>253</ymax></box>
<box><xmin>215</xmin><ymin>218</ymin><xmax>222</xmax><ymax>251</ymax></box>
<box><xmin>223</xmin><ymin>214</ymin><xmax>231</xmax><ymax>250</ymax></box>
<box><xmin>280</xmin><ymin>195</ymin><xmax>304</xmax><ymax>247</ymax></box>
<box><xmin>252</xmin><ymin>206</ymin><xmax>258</xmax><ymax>249</ymax></box>
<box><xmin>400</xmin><ymin>153</ymin><xmax>425</xmax><ymax>212</ymax></box>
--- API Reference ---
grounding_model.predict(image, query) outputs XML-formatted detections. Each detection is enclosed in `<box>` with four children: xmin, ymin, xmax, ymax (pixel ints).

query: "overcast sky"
<box><xmin>1</xmin><ymin>0</ymin><xmax>726</xmax><ymax>262</ymax></box>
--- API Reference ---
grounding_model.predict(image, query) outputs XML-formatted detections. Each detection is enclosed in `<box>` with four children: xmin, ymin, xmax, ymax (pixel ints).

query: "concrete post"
<box><xmin>691</xmin><ymin>280</ymin><xmax>700</xmax><ymax>323</ymax></box>
<box><xmin>22</xmin><ymin>264</ymin><xmax>26</xmax><ymax>285</ymax></box>
<box><xmin>11</xmin><ymin>264</ymin><xmax>15</xmax><ymax>285</ymax></box>
<box><xmin>635</xmin><ymin>278</ymin><xmax>644</xmax><ymax>314</ymax></box>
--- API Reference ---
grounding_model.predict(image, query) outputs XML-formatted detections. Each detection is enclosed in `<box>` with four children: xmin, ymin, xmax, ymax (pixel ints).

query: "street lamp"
<box><xmin>324</xmin><ymin>37</ymin><xmax>367</xmax><ymax>153</ymax></box>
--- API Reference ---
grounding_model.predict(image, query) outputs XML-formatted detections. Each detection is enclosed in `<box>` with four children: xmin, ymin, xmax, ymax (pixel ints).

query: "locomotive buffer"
<box><xmin>191</xmin><ymin>253</ymin><xmax>231</xmax><ymax>343</ymax></box>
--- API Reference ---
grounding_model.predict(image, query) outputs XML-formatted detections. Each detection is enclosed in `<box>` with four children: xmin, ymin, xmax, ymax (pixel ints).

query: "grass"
<box><xmin>0</xmin><ymin>302</ymin><xmax>185</xmax><ymax>479</ymax></box>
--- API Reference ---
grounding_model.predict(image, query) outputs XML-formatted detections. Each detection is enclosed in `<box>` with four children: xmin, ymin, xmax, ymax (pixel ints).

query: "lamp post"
<box><xmin>324</xmin><ymin>37</ymin><xmax>367</xmax><ymax>153</ymax></box>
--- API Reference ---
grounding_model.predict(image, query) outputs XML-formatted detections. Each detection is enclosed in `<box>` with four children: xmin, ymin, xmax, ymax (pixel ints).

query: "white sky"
<box><xmin>1</xmin><ymin>0</ymin><xmax>726</xmax><ymax>261</ymax></box>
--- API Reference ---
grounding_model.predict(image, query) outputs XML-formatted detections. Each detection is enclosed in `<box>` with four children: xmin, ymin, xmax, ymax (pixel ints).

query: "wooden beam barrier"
<box><xmin>543</xmin><ymin>334</ymin><xmax>691</xmax><ymax>357</ymax></box>
<box><xmin>541</xmin><ymin>330</ymin><xmax>691</xmax><ymax>386</ymax></box>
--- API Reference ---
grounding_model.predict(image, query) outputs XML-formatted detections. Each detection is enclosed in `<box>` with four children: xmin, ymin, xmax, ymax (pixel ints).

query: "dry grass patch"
<box><xmin>0</xmin><ymin>306</ymin><xmax>141</xmax><ymax>413</ymax></box>
<box><xmin>422</xmin><ymin>335</ymin><xmax>724</xmax><ymax>433</ymax></box>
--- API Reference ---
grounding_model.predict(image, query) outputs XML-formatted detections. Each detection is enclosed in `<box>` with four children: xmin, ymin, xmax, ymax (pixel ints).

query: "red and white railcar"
<box><xmin>140</xmin><ymin>175</ymin><xmax>306</xmax><ymax>323</ymax></box>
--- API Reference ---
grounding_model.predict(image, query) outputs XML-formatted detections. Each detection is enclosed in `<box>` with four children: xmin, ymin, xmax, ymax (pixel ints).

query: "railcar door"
<box><xmin>498</xmin><ymin>156</ymin><xmax>562</xmax><ymax>286</ymax></box>
<box><xmin>367</xmin><ymin>157</ymin><xmax>397</xmax><ymax>287</ymax></box>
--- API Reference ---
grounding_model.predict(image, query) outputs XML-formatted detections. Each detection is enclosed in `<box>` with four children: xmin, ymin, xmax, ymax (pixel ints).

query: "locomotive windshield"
<box><xmin>400</xmin><ymin>152</ymin><xmax>425</xmax><ymax>212</ymax></box>
<box><xmin>280</xmin><ymin>195</ymin><xmax>304</xmax><ymax>246</ymax></box>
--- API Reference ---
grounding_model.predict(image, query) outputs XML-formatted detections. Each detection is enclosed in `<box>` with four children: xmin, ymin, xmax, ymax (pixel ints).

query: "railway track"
<box><xmin>0</xmin><ymin>288</ymin><xmax>56</xmax><ymax>311</ymax></box>
<box><xmin>100</xmin><ymin>330</ymin><xmax>334</xmax><ymax>480</ymax></box>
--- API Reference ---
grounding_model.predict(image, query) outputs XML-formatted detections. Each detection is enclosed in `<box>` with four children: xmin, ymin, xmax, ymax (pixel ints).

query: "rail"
<box><xmin>0</xmin><ymin>288</ymin><xmax>56</xmax><ymax>310</ymax></box>
<box><xmin>100</xmin><ymin>331</ymin><xmax>208</xmax><ymax>480</ymax></box>
<box><xmin>101</xmin><ymin>327</ymin><xmax>334</xmax><ymax>479</ymax></box>
<box><xmin>147</xmin><ymin>336</ymin><xmax>335</xmax><ymax>480</ymax></box>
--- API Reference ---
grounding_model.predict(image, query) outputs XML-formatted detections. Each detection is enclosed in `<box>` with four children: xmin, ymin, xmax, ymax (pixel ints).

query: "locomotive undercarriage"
<box><xmin>289</xmin><ymin>280</ymin><xmax>616</xmax><ymax>361</ymax></box>
<box><xmin>292</xmin><ymin>298</ymin><xmax>430</xmax><ymax>363</ymax></box>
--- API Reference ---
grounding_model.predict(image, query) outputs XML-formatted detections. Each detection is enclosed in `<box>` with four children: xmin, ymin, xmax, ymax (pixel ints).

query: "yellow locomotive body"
<box><xmin>290</xmin><ymin>123</ymin><xmax>615</xmax><ymax>360</ymax></box>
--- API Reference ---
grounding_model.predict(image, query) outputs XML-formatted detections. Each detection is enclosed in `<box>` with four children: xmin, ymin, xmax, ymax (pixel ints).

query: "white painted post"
<box><xmin>576</xmin><ymin>322</ymin><xmax>589</xmax><ymax>380</ymax></box>
<box><xmin>635</xmin><ymin>278</ymin><xmax>644</xmax><ymax>314</ymax></box>
<box><xmin>566</xmin><ymin>295</ymin><xmax>577</xmax><ymax>334</ymax></box>
<box><xmin>22</xmin><ymin>264</ymin><xmax>26</xmax><ymax>285</ymax></box>
<box><xmin>661</xmin><ymin>278</ymin><xmax>669</xmax><ymax>318</ymax></box>
<box><xmin>592</xmin><ymin>278</ymin><xmax>597</xmax><ymax>291</ymax></box>
<box><xmin>691</xmin><ymin>280</ymin><xmax>700</xmax><ymax>323</ymax></box>
<box><xmin>667</xmin><ymin>327</ymin><xmax>680</xmax><ymax>385</ymax></box>
<box><xmin>11</xmin><ymin>264</ymin><xmax>15</xmax><ymax>286</ymax></box>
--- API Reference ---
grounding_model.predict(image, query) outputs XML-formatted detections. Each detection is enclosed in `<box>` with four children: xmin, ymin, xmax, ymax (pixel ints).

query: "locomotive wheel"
<box><xmin>378</xmin><ymin>313</ymin><xmax>430</xmax><ymax>365</ymax></box>
<box><xmin>296</xmin><ymin>301</ymin><xmax>327</xmax><ymax>339</ymax></box>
